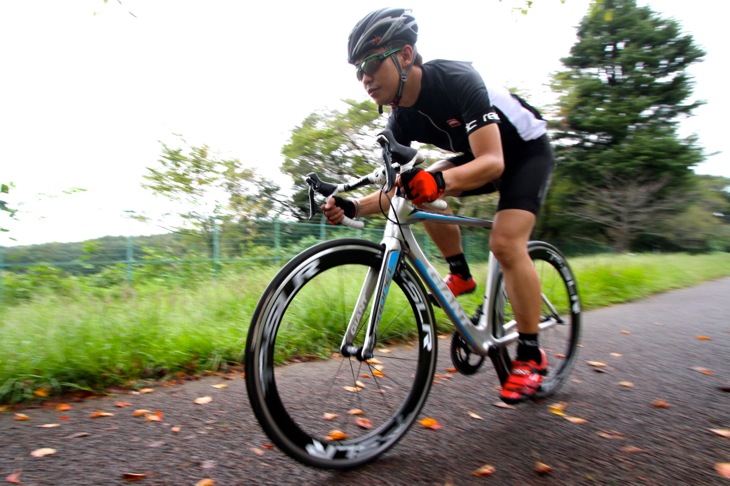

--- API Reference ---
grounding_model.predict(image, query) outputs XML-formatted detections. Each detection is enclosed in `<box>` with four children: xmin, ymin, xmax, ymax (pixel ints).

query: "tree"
<box><xmin>281</xmin><ymin>99</ymin><xmax>386</xmax><ymax>221</ymax></box>
<box><xmin>1</xmin><ymin>182</ymin><xmax>17</xmax><ymax>237</ymax></box>
<box><xmin>550</xmin><ymin>0</ymin><xmax>706</xmax><ymax>251</ymax></box>
<box><xmin>143</xmin><ymin>137</ymin><xmax>283</xmax><ymax>256</ymax></box>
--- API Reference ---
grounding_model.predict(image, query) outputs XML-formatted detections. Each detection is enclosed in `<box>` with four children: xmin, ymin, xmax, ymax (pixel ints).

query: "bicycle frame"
<box><xmin>342</xmin><ymin>193</ymin><xmax>510</xmax><ymax>363</ymax></box>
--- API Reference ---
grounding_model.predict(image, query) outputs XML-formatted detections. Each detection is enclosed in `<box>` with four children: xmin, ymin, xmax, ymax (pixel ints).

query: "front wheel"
<box><xmin>491</xmin><ymin>241</ymin><xmax>581</xmax><ymax>399</ymax></box>
<box><xmin>245</xmin><ymin>239</ymin><xmax>438</xmax><ymax>469</ymax></box>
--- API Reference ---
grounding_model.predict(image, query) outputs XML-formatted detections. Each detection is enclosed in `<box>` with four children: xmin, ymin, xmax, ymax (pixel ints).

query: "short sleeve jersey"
<box><xmin>386</xmin><ymin>60</ymin><xmax>547</xmax><ymax>161</ymax></box>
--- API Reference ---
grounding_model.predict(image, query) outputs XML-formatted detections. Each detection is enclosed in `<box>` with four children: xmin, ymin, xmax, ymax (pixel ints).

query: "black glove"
<box><xmin>332</xmin><ymin>196</ymin><xmax>357</xmax><ymax>219</ymax></box>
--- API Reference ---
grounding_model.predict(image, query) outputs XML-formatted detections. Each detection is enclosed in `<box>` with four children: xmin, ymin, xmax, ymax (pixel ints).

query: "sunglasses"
<box><xmin>355</xmin><ymin>47</ymin><xmax>403</xmax><ymax>81</ymax></box>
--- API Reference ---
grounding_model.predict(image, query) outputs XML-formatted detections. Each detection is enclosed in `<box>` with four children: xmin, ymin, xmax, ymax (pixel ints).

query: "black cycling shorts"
<box><xmin>449</xmin><ymin>134</ymin><xmax>555</xmax><ymax>216</ymax></box>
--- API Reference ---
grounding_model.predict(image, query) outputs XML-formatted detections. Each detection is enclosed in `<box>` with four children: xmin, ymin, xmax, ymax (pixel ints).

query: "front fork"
<box><xmin>340</xmin><ymin>238</ymin><xmax>402</xmax><ymax>361</ymax></box>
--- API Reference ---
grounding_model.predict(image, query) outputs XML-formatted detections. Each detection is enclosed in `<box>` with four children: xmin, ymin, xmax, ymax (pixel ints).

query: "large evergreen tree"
<box><xmin>549</xmin><ymin>0</ymin><xmax>706</xmax><ymax>251</ymax></box>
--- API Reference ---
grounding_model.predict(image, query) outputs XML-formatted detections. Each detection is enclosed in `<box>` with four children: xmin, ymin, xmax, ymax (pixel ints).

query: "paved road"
<box><xmin>2</xmin><ymin>278</ymin><xmax>729</xmax><ymax>485</ymax></box>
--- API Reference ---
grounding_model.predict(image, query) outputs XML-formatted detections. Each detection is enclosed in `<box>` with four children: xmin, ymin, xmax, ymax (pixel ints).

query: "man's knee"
<box><xmin>490</xmin><ymin>235</ymin><xmax>528</xmax><ymax>268</ymax></box>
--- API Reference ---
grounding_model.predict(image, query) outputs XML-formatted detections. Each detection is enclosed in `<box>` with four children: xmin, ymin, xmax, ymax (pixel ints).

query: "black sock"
<box><xmin>445</xmin><ymin>254</ymin><xmax>471</xmax><ymax>280</ymax></box>
<box><xmin>516</xmin><ymin>333</ymin><xmax>541</xmax><ymax>363</ymax></box>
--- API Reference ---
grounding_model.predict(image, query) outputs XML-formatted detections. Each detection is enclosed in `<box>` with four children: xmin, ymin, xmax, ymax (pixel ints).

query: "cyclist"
<box><xmin>323</xmin><ymin>7</ymin><xmax>555</xmax><ymax>405</ymax></box>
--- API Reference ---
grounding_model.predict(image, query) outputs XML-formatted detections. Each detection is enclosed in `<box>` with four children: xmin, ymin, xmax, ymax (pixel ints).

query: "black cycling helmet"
<box><xmin>347</xmin><ymin>8</ymin><xmax>418</xmax><ymax>65</ymax></box>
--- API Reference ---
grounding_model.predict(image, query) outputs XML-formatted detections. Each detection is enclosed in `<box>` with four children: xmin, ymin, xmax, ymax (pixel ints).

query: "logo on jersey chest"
<box><xmin>446</xmin><ymin>118</ymin><xmax>462</xmax><ymax>128</ymax></box>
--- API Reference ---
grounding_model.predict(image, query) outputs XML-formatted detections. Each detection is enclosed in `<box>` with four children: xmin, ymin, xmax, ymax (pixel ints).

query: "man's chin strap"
<box><xmin>379</xmin><ymin>45</ymin><xmax>417</xmax><ymax>114</ymax></box>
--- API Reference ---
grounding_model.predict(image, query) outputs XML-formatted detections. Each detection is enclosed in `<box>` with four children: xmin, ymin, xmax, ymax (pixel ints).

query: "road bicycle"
<box><xmin>245</xmin><ymin>130</ymin><xmax>581</xmax><ymax>469</ymax></box>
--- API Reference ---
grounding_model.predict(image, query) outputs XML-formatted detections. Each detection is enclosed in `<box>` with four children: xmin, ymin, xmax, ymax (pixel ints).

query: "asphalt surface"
<box><xmin>2</xmin><ymin>278</ymin><xmax>729</xmax><ymax>485</ymax></box>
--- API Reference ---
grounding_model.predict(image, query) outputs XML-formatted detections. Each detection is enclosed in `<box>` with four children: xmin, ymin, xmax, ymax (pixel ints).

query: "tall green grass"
<box><xmin>1</xmin><ymin>252</ymin><xmax>729</xmax><ymax>404</ymax></box>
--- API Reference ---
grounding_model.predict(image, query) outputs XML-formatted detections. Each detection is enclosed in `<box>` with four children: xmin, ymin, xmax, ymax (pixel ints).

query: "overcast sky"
<box><xmin>1</xmin><ymin>0</ymin><xmax>725</xmax><ymax>246</ymax></box>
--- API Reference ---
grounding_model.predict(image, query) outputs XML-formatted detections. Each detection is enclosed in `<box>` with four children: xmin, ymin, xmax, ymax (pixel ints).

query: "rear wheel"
<box><xmin>491</xmin><ymin>241</ymin><xmax>581</xmax><ymax>398</ymax></box>
<box><xmin>245</xmin><ymin>239</ymin><xmax>437</xmax><ymax>469</ymax></box>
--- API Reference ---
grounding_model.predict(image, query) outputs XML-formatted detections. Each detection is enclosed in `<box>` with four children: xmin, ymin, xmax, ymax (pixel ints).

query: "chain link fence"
<box><xmin>0</xmin><ymin>218</ymin><xmax>609</xmax><ymax>304</ymax></box>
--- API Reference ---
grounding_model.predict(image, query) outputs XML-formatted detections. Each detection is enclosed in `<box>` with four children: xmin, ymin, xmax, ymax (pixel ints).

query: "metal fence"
<box><xmin>0</xmin><ymin>218</ymin><xmax>611</xmax><ymax>303</ymax></box>
<box><xmin>0</xmin><ymin>219</ymin><xmax>499</xmax><ymax>301</ymax></box>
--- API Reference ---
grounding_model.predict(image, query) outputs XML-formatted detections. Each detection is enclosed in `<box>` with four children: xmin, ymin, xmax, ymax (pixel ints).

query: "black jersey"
<box><xmin>386</xmin><ymin>59</ymin><xmax>547</xmax><ymax>163</ymax></box>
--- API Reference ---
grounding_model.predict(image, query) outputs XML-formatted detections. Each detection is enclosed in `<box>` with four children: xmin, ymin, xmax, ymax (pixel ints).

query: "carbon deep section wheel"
<box><xmin>245</xmin><ymin>238</ymin><xmax>438</xmax><ymax>469</ymax></box>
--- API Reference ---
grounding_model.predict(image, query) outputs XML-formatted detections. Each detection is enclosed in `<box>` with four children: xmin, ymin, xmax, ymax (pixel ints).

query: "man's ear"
<box><xmin>400</xmin><ymin>44</ymin><xmax>414</xmax><ymax>67</ymax></box>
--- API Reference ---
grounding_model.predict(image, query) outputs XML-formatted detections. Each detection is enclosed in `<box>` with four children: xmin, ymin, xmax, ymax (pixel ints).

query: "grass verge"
<box><xmin>1</xmin><ymin>252</ymin><xmax>729</xmax><ymax>404</ymax></box>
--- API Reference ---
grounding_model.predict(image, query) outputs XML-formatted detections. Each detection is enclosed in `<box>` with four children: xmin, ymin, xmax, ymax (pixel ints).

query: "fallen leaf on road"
<box><xmin>250</xmin><ymin>447</ymin><xmax>265</xmax><ymax>456</ymax></box>
<box><xmin>716</xmin><ymin>463</ymin><xmax>730</xmax><ymax>479</ymax></box>
<box><xmin>323</xmin><ymin>413</ymin><xmax>338</xmax><ymax>421</ymax></box>
<box><xmin>30</xmin><ymin>448</ymin><xmax>56</xmax><ymax>457</ymax></box>
<box><xmin>535</xmin><ymin>461</ymin><xmax>553</xmax><ymax>474</ymax></box>
<box><xmin>133</xmin><ymin>409</ymin><xmax>152</xmax><ymax>417</ymax></box>
<box><xmin>65</xmin><ymin>432</ymin><xmax>90</xmax><ymax>439</ymax></box>
<box><xmin>5</xmin><ymin>471</ymin><xmax>21</xmax><ymax>484</ymax></box>
<box><xmin>196</xmin><ymin>479</ymin><xmax>215</xmax><ymax>486</ymax></box>
<box><xmin>617</xmin><ymin>381</ymin><xmax>634</xmax><ymax>388</ymax></box>
<box><xmin>121</xmin><ymin>473</ymin><xmax>146</xmax><ymax>481</ymax></box>
<box><xmin>419</xmin><ymin>417</ymin><xmax>442</xmax><ymax>430</ymax></box>
<box><xmin>326</xmin><ymin>430</ymin><xmax>348</xmax><ymax>441</ymax></box>
<box><xmin>597</xmin><ymin>430</ymin><xmax>625</xmax><ymax>439</ymax></box>
<box><xmin>171</xmin><ymin>426</ymin><xmax>182</xmax><ymax>433</ymax></box>
<box><xmin>691</xmin><ymin>367</ymin><xmax>714</xmax><ymax>376</ymax></box>
<box><xmin>355</xmin><ymin>418</ymin><xmax>373</xmax><ymax>429</ymax></box>
<box><xmin>472</xmin><ymin>464</ymin><xmax>496</xmax><ymax>476</ymax></box>
<box><xmin>37</xmin><ymin>424</ymin><xmax>61</xmax><ymax>428</ymax></box>
<box><xmin>610</xmin><ymin>353</ymin><xmax>623</xmax><ymax>357</ymax></box>
<box><xmin>651</xmin><ymin>399</ymin><xmax>670</xmax><ymax>408</ymax></box>
<box><xmin>33</xmin><ymin>388</ymin><xmax>50</xmax><ymax>398</ymax></box>
<box><xmin>347</xmin><ymin>409</ymin><xmax>364</xmax><ymax>415</ymax></box>
<box><xmin>467</xmin><ymin>411</ymin><xmax>483</xmax><ymax>420</ymax></box>
<box><xmin>55</xmin><ymin>404</ymin><xmax>72</xmax><ymax>412</ymax></box>
<box><xmin>139</xmin><ymin>388</ymin><xmax>154</xmax><ymax>394</ymax></box>
<box><xmin>372</xmin><ymin>369</ymin><xmax>385</xmax><ymax>378</ymax></box>
<box><xmin>145</xmin><ymin>411</ymin><xmax>164</xmax><ymax>422</ymax></box>
<box><xmin>89</xmin><ymin>411</ymin><xmax>114</xmax><ymax>418</ymax></box>
<box><xmin>619</xmin><ymin>330</ymin><xmax>631</xmax><ymax>335</ymax></box>
<box><xmin>446</xmin><ymin>367</ymin><xmax>458</xmax><ymax>373</ymax></box>
<box><xmin>14</xmin><ymin>413</ymin><xmax>31</xmax><ymax>421</ymax></box>
<box><xmin>548</xmin><ymin>402</ymin><xmax>568</xmax><ymax>416</ymax></box>
<box><xmin>710</xmin><ymin>429</ymin><xmax>730</xmax><ymax>438</ymax></box>
<box><xmin>695</xmin><ymin>335</ymin><xmax>712</xmax><ymax>341</ymax></box>
<box><xmin>493</xmin><ymin>402</ymin><xmax>516</xmax><ymax>410</ymax></box>
<box><xmin>620</xmin><ymin>446</ymin><xmax>646</xmax><ymax>454</ymax></box>
<box><xmin>194</xmin><ymin>396</ymin><xmax>212</xmax><ymax>405</ymax></box>
<box><xmin>565</xmin><ymin>416</ymin><xmax>588</xmax><ymax>424</ymax></box>
<box><xmin>587</xmin><ymin>361</ymin><xmax>607</xmax><ymax>368</ymax></box>
<box><xmin>115</xmin><ymin>401</ymin><xmax>132</xmax><ymax>408</ymax></box>
<box><xmin>343</xmin><ymin>386</ymin><xmax>360</xmax><ymax>393</ymax></box>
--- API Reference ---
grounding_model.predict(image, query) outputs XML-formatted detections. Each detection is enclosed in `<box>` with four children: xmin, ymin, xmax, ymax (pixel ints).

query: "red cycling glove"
<box><xmin>399</xmin><ymin>169</ymin><xmax>446</xmax><ymax>205</ymax></box>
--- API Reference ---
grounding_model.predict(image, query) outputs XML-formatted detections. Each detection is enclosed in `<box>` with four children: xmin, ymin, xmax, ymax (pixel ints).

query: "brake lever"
<box><xmin>305</xmin><ymin>173</ymin><xmax>339</xmax><ymax>220</ymax></box>
<box><xmin>376</xmin><ymin>134</ymin><xmax>397</xmax><ymax>193</ymax></box>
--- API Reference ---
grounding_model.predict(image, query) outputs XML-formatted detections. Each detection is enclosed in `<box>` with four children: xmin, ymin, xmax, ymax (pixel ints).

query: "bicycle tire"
<box><xmin>245</xmin><ymin>238</ymin><xmax>438</xmax><ymax>469</ymax></box>
<box><xmin>490</xmin><ymin>241</ymin><xmax>581</xmax><ymax>399</ymax></box>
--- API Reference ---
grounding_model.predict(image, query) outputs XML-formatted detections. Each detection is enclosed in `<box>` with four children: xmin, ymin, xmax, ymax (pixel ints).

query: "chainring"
<box><xmin>449</xmin><ymin>331</ymin><xmax>485</xmax><ymax>375</ymax></box>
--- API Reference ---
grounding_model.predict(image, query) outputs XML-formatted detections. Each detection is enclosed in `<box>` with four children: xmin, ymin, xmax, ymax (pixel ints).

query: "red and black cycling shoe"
<box><xmin>444</xmin><ymin>273</ymin><xmax>476</xmax><ymax>297</ymax></box>
<box><xmin>500</xmin><ymin>349</ymin><xmax>548</xmax><ymax>404</ymax></box>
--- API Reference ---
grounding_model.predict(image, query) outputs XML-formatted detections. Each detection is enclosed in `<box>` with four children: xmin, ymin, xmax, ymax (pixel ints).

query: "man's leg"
<box><xmin>490</xmin><ymin>209</ymin><xmax>540</xmax><ymax>335</ymax></box>
<box><xmin>491</xmin><ymin>209</ymin><xmax>547</xmax><ymax>404</ymax></box>
<box><xmin>422</xmin><ymin>161</ymin><xmax>476</xmax><ymax>296</ymax></box>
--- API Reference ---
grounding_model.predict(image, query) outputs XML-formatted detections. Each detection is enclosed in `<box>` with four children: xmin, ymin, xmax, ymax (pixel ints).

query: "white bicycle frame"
<box><xmin>340</xmin><ymin>193</ymin><xmax>524</xmax><ymax>362</ymax></box>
